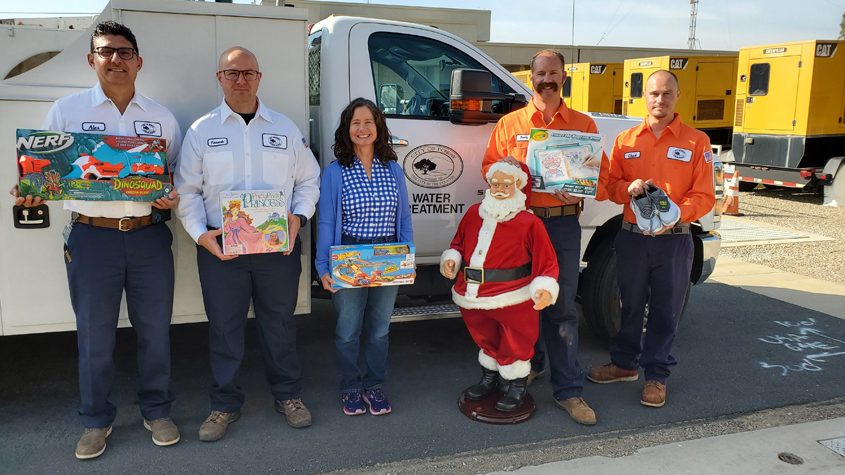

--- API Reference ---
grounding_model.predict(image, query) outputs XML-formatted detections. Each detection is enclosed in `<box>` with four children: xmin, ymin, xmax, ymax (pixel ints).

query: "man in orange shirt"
<box><xmin>482</xmin><ymin>50</ymin><xmax>603</xmax><ymax>426</ymax></box>
<box><xmin>587</xmin><ymin>70</ymin><xmax>714</xmax><ymax>408</ymax></box>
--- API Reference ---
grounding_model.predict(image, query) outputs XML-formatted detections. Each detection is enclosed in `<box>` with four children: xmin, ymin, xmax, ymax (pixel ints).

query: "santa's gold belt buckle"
<box><xmin>464</xmin><ymin>267</ymin><xmax>484</xmax><ymax>284</ymax></box>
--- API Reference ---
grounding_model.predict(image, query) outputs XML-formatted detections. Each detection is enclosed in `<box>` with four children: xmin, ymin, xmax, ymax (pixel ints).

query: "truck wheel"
<box><xmin>581</xmin><ymin>238</ymin><xmax>692</xmax><ymax>342</ymax></box>
<box><xmin>581</xmin><ymin>238</ymin><xmax>621</xmax><ymax>341</ymax></box>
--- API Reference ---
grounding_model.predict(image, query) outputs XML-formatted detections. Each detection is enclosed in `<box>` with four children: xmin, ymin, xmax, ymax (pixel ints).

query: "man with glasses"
<box><xmin>175</xmin><ymin>46</ymin><xmax>319</xmax><ymax>441</ymax></box>
<box><xmin>11</xmin><ymin>21</ymin><xmax>182</xmax><ymax>459</ymax></box>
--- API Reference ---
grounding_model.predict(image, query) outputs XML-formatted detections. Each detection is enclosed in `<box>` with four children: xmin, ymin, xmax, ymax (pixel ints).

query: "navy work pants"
<box><xmin>197</xmin><ymin>237</ymin><xmax>303</xmax><ymax>412</ymax></box>
<box><xmin>65</xmin><ymin>222</ymin><xmax>175</xmax><ymax>429</ymax></box>
<box><xmin>531</xmin><ymin>215</ymin><xmax>585</xmax><ymax>400</ymax></box>
<box><xmin>611</xmin><ymin>229</ymin><xmax>693</xmax><ymax>383</ymax></box>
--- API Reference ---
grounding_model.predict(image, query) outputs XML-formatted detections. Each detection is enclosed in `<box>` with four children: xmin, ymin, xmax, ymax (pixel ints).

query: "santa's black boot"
<box><xmin>495</xmin><ymin>376</ymin><xmax>528</xmax><ymax>412</ymax></box>
<box><xmin>464</xmin><ymin>368</ymin><xmax>499</xmax><ymax>401</ymax></box>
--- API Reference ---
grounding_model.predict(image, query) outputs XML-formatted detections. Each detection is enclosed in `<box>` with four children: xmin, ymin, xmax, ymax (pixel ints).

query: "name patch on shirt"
<box><xmin>262</xmin><ymin>133</ymin><xmax>287</xmax><ymax>149</ymax></box>
<box><xmin>704</xmin><ymin>151</ymin><xmax>713</xmax><ymax>163</ymax></box>
<box><xmin>516</xmin><ymin>134</ymin><xmax>530</xmax><ymax>142</ymax></box>
<box><xmin>667</xmin><ymin>147</ymin><xmax>692</xmax><ymax>162</ymax></box>
<box><xmin>134</xmin><ymin>121</ymin><xmax>162</xmax><ymax>137</ymax></box>
<box><xmin>624</xmin><ymin>151</ymin><xmax>641</xmax><ymax>159</ymax></box>
<box><xmin>81</xmin><ymin>122</ymin><xmax>106</xmax><ymax>132</ymax></box>
<box><xmin>208</xmin><ymin>137</ymin><xmax>229</xmax><ymax>147</ymax></box>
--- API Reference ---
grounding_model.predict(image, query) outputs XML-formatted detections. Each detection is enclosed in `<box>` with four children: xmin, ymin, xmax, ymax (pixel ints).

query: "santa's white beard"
<box><xmin>479</xmin><ymin>189</ymin><xmax>526</xmax><ymax>222</ymax></box>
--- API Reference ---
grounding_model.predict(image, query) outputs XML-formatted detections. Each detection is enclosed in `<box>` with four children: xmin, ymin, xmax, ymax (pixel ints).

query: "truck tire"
<box><xmin>581</xmin><ymin>237</ymin><xmax>621</xmax><ymax>341</ymax></box>
<box><xmin>581</xmin><ymin>237</ymin><xmax>692</xmax><ymax>342</ymax></box>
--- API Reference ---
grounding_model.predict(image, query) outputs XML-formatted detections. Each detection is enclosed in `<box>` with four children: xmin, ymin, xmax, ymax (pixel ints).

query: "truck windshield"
<box><xmin>368</xmin><ymin>32</ymin><xmax>514</xmax><ymax>119</ymax></box>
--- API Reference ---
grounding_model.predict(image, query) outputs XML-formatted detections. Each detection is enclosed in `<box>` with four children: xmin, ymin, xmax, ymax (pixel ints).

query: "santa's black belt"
<box><xmin>461</xmin><ymin>263</ymin><xmax>531</xmax><ymax>284</ymax></box>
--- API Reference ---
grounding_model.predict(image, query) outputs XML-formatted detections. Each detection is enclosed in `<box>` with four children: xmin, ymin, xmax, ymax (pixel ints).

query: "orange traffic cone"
<box><xmin>721</xmin><ymin>163</ymin><xmax>741</xmax><ymax>216</ymax></box>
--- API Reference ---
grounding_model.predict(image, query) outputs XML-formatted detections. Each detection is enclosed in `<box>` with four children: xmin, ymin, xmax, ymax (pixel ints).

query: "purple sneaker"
<box><xmin>341</xmin><ymin>391</ymin><xmax>366</xmax><ymax>416</ymax></box>
<box><xmin>362</xmin><ymin>388</ymin><xmax>392</xmax><ymax>416</ymax></box>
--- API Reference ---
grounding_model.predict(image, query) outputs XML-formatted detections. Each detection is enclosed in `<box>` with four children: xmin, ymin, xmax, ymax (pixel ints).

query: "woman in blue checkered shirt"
<box><xmin>315</xmin><ymin>98</ymin><xmax>413</xmax><ymax>416</ymax></box>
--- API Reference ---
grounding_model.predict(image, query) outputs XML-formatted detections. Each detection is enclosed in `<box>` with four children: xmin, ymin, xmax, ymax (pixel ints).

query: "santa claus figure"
<box><xmin>441</xmin><ymin>160</ymin><xmax>559</xmax><ymax>412</ymax></box>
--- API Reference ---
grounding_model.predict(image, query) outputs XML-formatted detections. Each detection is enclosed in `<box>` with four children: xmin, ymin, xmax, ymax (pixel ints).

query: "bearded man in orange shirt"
<box><xmin>482</xmin><ymin>50</ymin><xmax>606</xmax><ymax>426</ymax></box>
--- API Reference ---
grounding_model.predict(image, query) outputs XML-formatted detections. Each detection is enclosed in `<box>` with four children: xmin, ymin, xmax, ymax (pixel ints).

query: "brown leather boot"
<box><xmin>587</xmin><ymin>363</ymin><xmax>639</xmax><ymax>384</ymax></box>
<box><xmin>640</xmin><ymin>380</ymin><xmax>667</xmax><ymax>408</ymax></box>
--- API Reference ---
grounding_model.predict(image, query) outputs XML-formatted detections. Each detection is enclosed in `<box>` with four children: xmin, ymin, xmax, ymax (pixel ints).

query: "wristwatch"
<box><xmin>295</xmin><ymin>214</ymin><xmax>307</xmax><ymax>227</ymax></box>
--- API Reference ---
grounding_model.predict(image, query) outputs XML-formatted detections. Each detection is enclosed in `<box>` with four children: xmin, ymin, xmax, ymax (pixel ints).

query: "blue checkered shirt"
<box><xmin>341</xmin><ymin>157</ymin><xmax>399</xmax><ymax>239</ymax></box>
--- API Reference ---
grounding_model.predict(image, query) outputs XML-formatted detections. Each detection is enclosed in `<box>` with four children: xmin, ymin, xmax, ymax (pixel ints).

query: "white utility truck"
<box><xmin>0</xmin><ymin>0</ymin><xmax>722</xmax><ymax>339</ymax></box>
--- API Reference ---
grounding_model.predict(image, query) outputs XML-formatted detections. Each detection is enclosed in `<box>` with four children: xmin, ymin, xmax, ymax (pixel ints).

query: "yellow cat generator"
<box><xmin>730</xmin><ymin>39</ymin><xmax>845</xmax><ymax>198</ymax></box>
<box><xmin>623</xmin><ymin>54</ymin><xmax>738</xmax><ymax>147</ymax></box>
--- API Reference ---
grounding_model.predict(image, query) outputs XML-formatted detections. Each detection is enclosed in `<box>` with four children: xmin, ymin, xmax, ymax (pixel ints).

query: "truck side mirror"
<box><xmin>449</xmin><ymin>68</ymin><xmax>527</xmax><ymax>125</ymax></box>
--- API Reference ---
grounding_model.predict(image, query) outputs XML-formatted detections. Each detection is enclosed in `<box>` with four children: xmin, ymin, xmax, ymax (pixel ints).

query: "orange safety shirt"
<box><xmin>482</xmin><ymin>99</ymin><xmax>609</xmax><ymax>207</ymax></box>
<box><xmin>606</xmin><ymin>114</ymin><xmax>715</xmax><ymax>224</ymax></box>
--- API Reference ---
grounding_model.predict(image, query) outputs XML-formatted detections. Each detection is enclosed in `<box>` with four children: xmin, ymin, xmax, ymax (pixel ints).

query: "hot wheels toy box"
<box><xmin>16</xmin><ymin>129</ymin><xmax>172</xmax><ymax>201</ymax></box>
<box><xmin>329</xmin><ymin>242</ymin><xmax>416</xmax><ymax>289</ymax></box>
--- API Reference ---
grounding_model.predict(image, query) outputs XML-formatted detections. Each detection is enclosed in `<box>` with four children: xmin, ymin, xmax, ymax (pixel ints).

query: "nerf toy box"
<box><xmin>221</xmin><ymin>190</ymin><xmax>289</xmax><ymax>255</ymax></box>
<box><xmin>329</xmin><ymin>242</ymin><xmax>416</xmax><ymax>289</ymax></box>
<box><xmin>16</xmin><ymin>129</ymin><xmax>171</xmax><ymax>201</ymax></box>
<box><xmin>525</xmin><ymin>128</ymin><xmax>605</xmax><ymax>198</ymax></box>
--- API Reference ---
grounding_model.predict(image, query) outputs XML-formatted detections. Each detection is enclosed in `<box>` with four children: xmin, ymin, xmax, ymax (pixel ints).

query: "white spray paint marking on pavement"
<box><xmin>758</xmin><ymin>318</ymin><xmax>845</xmax><ymax>376</ymax></box>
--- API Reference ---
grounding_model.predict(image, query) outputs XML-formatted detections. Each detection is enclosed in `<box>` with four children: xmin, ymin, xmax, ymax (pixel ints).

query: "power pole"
<box><xmin>688</xmin><ymin>0</ymin><xmax>699</xmax><ymax>50</ymax></box>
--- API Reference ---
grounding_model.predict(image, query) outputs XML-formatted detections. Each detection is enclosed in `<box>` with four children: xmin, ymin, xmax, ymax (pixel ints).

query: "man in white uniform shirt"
<box><xmin>11</xmin><ymin>21</ymin><xmax>182</xmax><ymax>460</ymax></box>
<box><xmin>175</xmin><ymin>46</ymin><xmax>320</xmax><ymax>442</ymax></box>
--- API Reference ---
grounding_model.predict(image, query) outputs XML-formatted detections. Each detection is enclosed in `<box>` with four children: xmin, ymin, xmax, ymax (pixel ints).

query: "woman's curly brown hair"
<box><xmin>332</xmin><ymin>97</ymin><xmax>397</xmax><ymax>167</ymax></box>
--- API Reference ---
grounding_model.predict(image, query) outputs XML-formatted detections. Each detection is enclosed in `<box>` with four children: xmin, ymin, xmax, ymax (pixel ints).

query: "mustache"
<box><xmin>536</xmin><ymin>82</ymin><xmax>559</xmax><ymax>92</ymax></box>
<box><xmin>491</xmin><ymin>191</ymin><xmax>510</xmax><ymax>198</ymax></box>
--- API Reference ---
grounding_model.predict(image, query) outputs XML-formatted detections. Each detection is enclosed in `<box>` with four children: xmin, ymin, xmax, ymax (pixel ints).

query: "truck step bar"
<box><xmin>392</xmin><ymin>304</ymin><xmax>460</xmax><ymax>322</ymax></box>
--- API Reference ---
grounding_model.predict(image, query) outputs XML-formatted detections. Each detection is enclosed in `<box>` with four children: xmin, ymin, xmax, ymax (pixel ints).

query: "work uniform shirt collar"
<box><xmin>635</xmin><ymin>113</ymin><xmax>682</xmax><ymax>139</ymax></box>
<box><xmin>526</xmin><ymin>98</ymin><xmax>571</xmax><ymax>128</ymax></box>
<box><xmin>219</xmin><ymin>98</ymin><xmax>274</xmax><ymax>125</ymax></box>
<box><xmin>90</xmin><ymin>82</ymin><xmax>148</xmax><ymax>112</ymax></box>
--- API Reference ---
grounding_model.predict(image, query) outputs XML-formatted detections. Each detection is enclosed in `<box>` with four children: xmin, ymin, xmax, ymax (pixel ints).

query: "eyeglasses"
<box><xmin>92</xmin><ymin>47</ymin><xmax>137</xmax><ymax>60</ymax></box>
<box><xmin>218</xmin><ymin>69</ymin><xmax>260</xmax><ymax>81</ymax></box>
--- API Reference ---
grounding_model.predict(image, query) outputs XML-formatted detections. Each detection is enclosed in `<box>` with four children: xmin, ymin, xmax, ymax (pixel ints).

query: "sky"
<box><xmin>2</xmin><ymin>0</ymin><xmax>844</xmax><ymax>51</ymax></box>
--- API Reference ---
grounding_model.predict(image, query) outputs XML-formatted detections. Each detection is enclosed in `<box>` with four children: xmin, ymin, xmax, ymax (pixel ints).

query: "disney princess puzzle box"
<box><xmin>220</xmin><ymin>190</ymin><xmax>290</xmax><ymax>256</ymax></box>
<box><xmin>329</xmin><ymin>243</ymin><xmax>416</xmax><ymax>289</ymax></box>
<box><xmin>525</xmin><ymin>128</ymin><xmax>604</xmax><ymax>198</ymax></box>
<box><xmin>16</xmin><ymin>129</ymin><xmax>172</xmax><ymax>201</ymax></box>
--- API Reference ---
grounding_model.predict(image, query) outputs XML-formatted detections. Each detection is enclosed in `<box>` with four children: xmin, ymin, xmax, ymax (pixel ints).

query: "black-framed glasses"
<box><xmin>218</xmin><ymin>69</ymin><xmax>260</xmax><ymax>81</ymax></box>
<box><xmin>92</xmin><ymin>47</ymin><xmax>137</xmax><ymax>60</ymax></box>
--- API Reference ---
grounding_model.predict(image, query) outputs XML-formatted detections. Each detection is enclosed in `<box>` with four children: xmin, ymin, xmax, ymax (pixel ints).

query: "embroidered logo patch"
<box><xmin>667</xmin><ymin>147</ymin><xmax>692</xmax><ymax>162</ymax></box>
<box><xmin>704</xmin><ymin>151</ymin><xmax>713</xmax><ymax>163</ymax></box>
<box><xmin>624</xmin><ymin>151</ymin><xmax>641</xmax><ymax>159</ymax></box>
<box><xmin>81</xmin><ymin>122</ymin><xmax>106</xmax><ymax>132</ymax></box>
<box><xmin>262</xmin><ymin>134</ymin><xmax>287</xmax><ymax>149</ymax></box>
<box><xmin>134</xmin><ymin>121</ymin><xmax>162</xmax><ymax>137</ymax></box>
<box><xmin>208</xmin><ymin>137</ymin><xmax>228</xmax><ymax>147</ymax></box>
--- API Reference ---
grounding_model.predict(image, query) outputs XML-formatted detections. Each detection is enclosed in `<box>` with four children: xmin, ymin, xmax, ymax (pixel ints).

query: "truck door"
<box><xmin>347</xmin><ymin>23</ymin><xmax>524</xmax><ymax>265</ymax></box>
<box><xmin>742</xmin><ymin>54</ymin><xmax>801</xmax><ymax>132</ymax></box>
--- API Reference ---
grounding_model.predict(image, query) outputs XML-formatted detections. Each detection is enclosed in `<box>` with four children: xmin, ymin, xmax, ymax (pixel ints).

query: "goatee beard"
<box><xmin>479</xmin><ymin>189</ymin><xmax>526</xmax><ymax>222</ymax></box>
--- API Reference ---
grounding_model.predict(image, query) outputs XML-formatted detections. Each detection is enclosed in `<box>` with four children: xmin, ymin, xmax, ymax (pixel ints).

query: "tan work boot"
<box><xmin>275</xmin><ymin>398</ymin><xmax>312</xmax><ymax>428</ymax></box>
<box><xmin>198</xmin><ymin>411</ymin><xmax>240</xmax><ymax>442</ymax></box>
<box><xmin>587</xmin><ymin>363</ymin><xmax>639</xmax><ymax>384</ymax></box>
<box><xmin>143</xmin><ymin>418</ymin><xmax>181</xmax><ymax>446</ymax></box>
<box><xmin>555</xmin><ymin>397</ymin><xmax>597</xmax><ymax>425</ymax></box>
<box><xmin>641</xmin><ymin>380</ymin><xmax>667</xmax><ymax>408</ymax></box>
<box><xmin>75</xmin><ymin>426</ymin><xmax>112</xmax><ymax>460</ymax></box>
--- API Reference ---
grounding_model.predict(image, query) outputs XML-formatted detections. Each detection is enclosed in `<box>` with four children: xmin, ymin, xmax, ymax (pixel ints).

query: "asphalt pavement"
<box><xmin>2</xmin><ymin>281</ymin><xmax>845</xmax><ymax>474</ymax></box>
